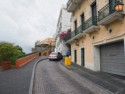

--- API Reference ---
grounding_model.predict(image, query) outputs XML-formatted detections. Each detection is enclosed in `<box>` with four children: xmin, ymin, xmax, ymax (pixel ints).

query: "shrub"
<box><xmin>0</xmin><ymin>41</ymin><xmax>25</xmax><ymax>65</ymax></box>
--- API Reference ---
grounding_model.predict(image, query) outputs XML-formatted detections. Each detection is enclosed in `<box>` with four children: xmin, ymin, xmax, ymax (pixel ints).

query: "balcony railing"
<box><xmin>66</xmin><ymin>25</ymin><xmax>82</xmax><ymax>42</ymax></box>
<box><xmin>65</xmin><ymin>34</ymin><xmax>71</xmax><ymax>41</ymax></box>
<box><xmin>67</xmin><ymin>0</ymin><xmax>82</xmax><ymax>12</ymax></box>
<box><xmin>71</xmin><ymin>29</ymin><xmax>75</xmax><ymax>38</ymax></box>
<box><xmin>98</xmin><ymin>2</ymin><xmax>118</xmax><ymax>22</ymax></box>
<box><xmin>67</xmin><ymin>0</ymin><xmax>72</xmax><ymax>9</ymax></box>
<box><xmin>65</xmin><ymin>16</ymin><xmax>98</xmax><ymax>42</ymax></box>
<box><xmin>84</xmin><ymin>16</ymin><xmax>97</xmax><ymax>30</ymax></box>
<box><xmin>71</xmin><ymin>25</ymin><xmax>82</xmax><ymax>38</ymax></box>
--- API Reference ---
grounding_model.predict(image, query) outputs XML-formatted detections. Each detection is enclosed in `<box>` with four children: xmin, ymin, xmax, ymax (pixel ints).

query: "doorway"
<box><xmin>81</xmin><ymin>48</ymin><xmax>85</xmax><ymax>66</ymax></box>
<box><xmin>74</xmin><ymin>50</ymin><xmax>77</xmax><ymax>63</ymax></box>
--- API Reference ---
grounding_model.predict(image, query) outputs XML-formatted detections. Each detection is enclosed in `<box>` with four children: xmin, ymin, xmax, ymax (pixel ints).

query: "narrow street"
<box><xmin>0</xmin><ymin>57</ymin><xmax>47</xmax><ymax>94</ymax></box>
<box><xmin>33</xmin><ymin>60</ymin><xmax>94</xmax><ymax>94</ymax></box>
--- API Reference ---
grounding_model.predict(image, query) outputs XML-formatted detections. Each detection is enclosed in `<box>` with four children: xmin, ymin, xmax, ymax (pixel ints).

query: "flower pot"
<box><xmin>2</xmin><ymin>61</ymin><xmax>11</xmax><ymax>70</ymax></box>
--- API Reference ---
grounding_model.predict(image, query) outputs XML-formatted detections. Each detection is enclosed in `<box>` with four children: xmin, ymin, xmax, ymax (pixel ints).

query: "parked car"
<box><xmin>49</xmin><ymin>52</ymin><xmax>63</xmax><ymax>61</ymax></box>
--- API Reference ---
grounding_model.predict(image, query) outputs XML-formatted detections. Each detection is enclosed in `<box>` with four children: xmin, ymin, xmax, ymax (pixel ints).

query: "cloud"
<box><xmin>0</xmin><ymin>0</ymin><xmax>68</xmax><ymax>53</ymax></box>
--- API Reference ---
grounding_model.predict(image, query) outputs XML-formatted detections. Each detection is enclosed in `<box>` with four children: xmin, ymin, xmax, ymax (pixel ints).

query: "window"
<box><xmin>80</xmin><ymin>13</ymin><xmax>85</xmax><ymax>30</ymax></box>
<box><xmin>74</xmin><ymin>20</ymin><xmax>77</xmax><ymax>31</ymax></box>
<box><xmin>91</xmin><ymin>1</ymin><xmax>97</xmax><ymax>24</ymax></box>
<box><xmin>91</xmin><ymin>2</ymin><xmax>97</xmax><ymax>17</ymax></box>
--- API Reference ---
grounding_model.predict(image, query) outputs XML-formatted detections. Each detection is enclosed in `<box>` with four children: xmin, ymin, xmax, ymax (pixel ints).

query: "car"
<box><xmin>49</xmin><ymin>52</ymin><xmax>63</xmax><ymax>61</ymax></box>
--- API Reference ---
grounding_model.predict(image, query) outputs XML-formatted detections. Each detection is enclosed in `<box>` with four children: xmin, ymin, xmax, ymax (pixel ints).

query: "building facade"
<box><xmin>66</xmin><ymin>0</ymin><xmax>125</xmax><ymax>76</ymax></box>
<box><xmin>55</xmin><ymin>6</ymin><xmax>71</xmax><ymax>56</ymax></box>
<box><xmin>32</xmin><ymin>38</ymin><xmax>55</xmax><ymax>53</ymax></box>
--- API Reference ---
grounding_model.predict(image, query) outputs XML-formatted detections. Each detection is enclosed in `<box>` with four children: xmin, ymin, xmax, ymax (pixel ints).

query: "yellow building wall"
<box><xmin>70</xmin><ymin>0</ymin><xmax>125</xmax><ymax>70</ymax></box>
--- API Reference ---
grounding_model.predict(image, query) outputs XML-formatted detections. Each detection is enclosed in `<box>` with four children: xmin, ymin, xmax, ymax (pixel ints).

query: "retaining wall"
<box><xmin>16</xmin><ymin>53</ymin><xmax>39</xmax><ymax>68</ymax></box>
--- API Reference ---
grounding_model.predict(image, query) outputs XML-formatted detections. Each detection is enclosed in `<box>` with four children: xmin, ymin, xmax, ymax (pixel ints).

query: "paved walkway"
<box><xmin>33</xmin><ymin>60</ymin><xmax>94</xmax><ymax>94</ymax></box>
<box><xmin>0</xmin><ymin>56</ymin><xmax>47</xmax><ymax>94</ymax></box>
<box><xmin>60</xmin><ymin>61</ymin><xmax>125</xmax><ymax>94</ymax></box>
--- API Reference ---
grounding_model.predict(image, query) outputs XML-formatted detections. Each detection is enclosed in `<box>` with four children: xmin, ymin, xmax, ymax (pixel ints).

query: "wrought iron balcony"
<box><xmin>65</xmin><ymin>34</ymin><xmax>71</xmax><ymax>42</ymax></box>
<box><xmin>71</xmin><ymin>25</ymin><xmax>82</xmax><ymax>37</ymax></box>
<box><xmin>85</xmin><ymin>16</ymin><xmax>97</xmax><ymax>29</ymax></box>
<box><xmin>67</xmin><ymin>0</ymin><xmax>82</xmax><ymax>12</ymax></box>
<box><xmin>83</xmin><ymin>16</ymin><xmax>99</xmax><ymax>33</ymax></box>
<box><xmin>66</xmin><ymin>25</ymin><xmax>83</xmax><ymax>43</ymax></box>
<box><xmin>98</xmin><ymin>1</ymin><xmax>123</xmax><ymax>25</ymax></box>
<box><xmin>66</xmin><ymin>16</ymin><xmax>99</xmax><ymax>43</ymax></box>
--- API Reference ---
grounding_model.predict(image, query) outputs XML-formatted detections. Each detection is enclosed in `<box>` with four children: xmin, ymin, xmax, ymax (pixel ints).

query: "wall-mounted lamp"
<box><xmin>115</xmin><ymin>1</ymin><xmax>125</xmax><ymax>16</ymax></box>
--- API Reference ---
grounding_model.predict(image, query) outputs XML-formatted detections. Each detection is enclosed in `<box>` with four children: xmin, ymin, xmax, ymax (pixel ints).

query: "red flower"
<box><xmin>59</xmin><ymin>29</ymin><xmax>71</xmax><ymax>40</ymax></box>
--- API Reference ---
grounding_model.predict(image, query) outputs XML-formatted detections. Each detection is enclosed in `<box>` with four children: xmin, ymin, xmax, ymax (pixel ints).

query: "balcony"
<box><xmin>66</xmin><ymin>16</ymin><xmax>100</xmax><ymax>43</ymax></box>
<box><xmin>83</xmin><ymin>16</ymin><xmax>100</xmax><ymax>34</ymax></box>
<box><xmin>98</xmin><ymin>2</ymin><xmax>123</xmax><ymax>25</ymax></box>
<box><xmin>65</xmin><ymin>34</ymin><xmax>71</xmax><ymax>42</ymax></box>
<box><xmin>66</xmin><ymin>25</ymin><xmax>83</xmax><ymax>43</ymax></box>
<box><xmin>67</xmin><ymin>0</ymin><xmax>82</xmax><ymax>12</ymax></box>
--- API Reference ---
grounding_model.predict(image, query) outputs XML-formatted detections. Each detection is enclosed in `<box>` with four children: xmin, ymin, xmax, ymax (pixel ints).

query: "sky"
<box><xmin>0</xmin><ymin>0</ymin><xmax>68</xmax><ymax>53</ymax></box>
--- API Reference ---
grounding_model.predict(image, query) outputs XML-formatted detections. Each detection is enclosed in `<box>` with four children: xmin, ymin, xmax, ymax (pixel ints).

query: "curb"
<box><xmin>29</xmin><ymin>58</ymin><xmax>48</xmax><ymax>94</ymax></box>
<box><xmin>58</xmin><ymin>62</ymin><xmax>113</xmax><ymax>94</ymax></box>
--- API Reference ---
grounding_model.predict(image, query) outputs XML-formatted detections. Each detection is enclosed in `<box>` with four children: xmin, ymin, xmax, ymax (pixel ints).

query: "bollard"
<box><xmin>65</xmin><ymin>57</ymin><xmax>71</xmax><ymax>66</ymax></box>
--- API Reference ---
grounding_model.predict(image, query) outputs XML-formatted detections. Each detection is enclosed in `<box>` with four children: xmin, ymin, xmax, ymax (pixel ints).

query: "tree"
<box><xmin>0</xmin><ymin>41</ymin><xmax>25</xmax><ymax>64</ymax></box>
<box><xmin>14</xmin><ymin>45</ymin><xmax>25</xmax><ymax>55</ymax></box>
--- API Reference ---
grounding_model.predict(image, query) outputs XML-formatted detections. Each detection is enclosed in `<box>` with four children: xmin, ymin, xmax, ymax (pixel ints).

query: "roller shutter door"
<box><xmin>100</xmin><ymin>41</ymin><xmax>125</xmax><ymax>76</ymax></box>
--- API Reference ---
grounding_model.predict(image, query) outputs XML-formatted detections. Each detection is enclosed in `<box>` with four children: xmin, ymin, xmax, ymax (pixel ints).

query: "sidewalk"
<box><xmin>60</xmin><ymin>60</ymin><xmax>125</xmax><ymax>94</ymax></box>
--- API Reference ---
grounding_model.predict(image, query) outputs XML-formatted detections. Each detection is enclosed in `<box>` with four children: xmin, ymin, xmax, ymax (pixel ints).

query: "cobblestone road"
<box><xmin>33</xmin><ymin>60</ymin><xmax>94</xmax><ymax>94</ymax></box>
<box><xmin>0</xmin><ymin>56</ymin><xmax>47</xmax><ymax>94</ymax></box>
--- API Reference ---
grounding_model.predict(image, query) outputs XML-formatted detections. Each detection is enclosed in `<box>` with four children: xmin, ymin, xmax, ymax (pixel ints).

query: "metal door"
<box><xmin>100</xmin><ymin>41</ymin><xmax>125</xmax><ymax>76</ymax></box>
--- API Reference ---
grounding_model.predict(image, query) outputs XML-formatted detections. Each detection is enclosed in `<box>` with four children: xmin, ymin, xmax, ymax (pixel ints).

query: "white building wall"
<box><xmin>56</xmin><ymin>40</ymin><xmax>69</xmax><ymax>56</ymax></box>
<box><xmin>61</xmin><ymin>9</ymin><xmax>71</xmax><ymax>32</ymax></box>
<box><xmin>55</xmin><ymin>7</ymin><xmax>71</xmax><ymax>56</ymax></box>
<box><xmin>55</xmin><ymin>37</ymin><xmax>60</xmax><ymax>52</ymax></box>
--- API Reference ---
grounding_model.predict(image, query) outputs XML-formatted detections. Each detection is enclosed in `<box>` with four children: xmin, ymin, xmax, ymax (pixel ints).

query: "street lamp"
<box><xmin>114</xmin><ymin>0</ymin><xmax>125</xmax><ymax>16</ymax></box>
<box><xmin>115</xmin><ymin>1</ymin><xmax>124</xmax><ymax>12</ymax></box>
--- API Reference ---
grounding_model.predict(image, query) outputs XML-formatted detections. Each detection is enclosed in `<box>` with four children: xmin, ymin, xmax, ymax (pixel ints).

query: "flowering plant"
<box><xmin>59</xmin><ymin>29</ymin><xmax>71</xmax><ymax>41</ymax></box>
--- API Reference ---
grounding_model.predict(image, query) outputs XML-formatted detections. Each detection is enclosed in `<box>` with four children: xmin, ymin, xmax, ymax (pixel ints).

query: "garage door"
<box><xmin>100</xmin><ymin>41</ymin><xmax>125</xmax><ymax>76</ymax></box>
